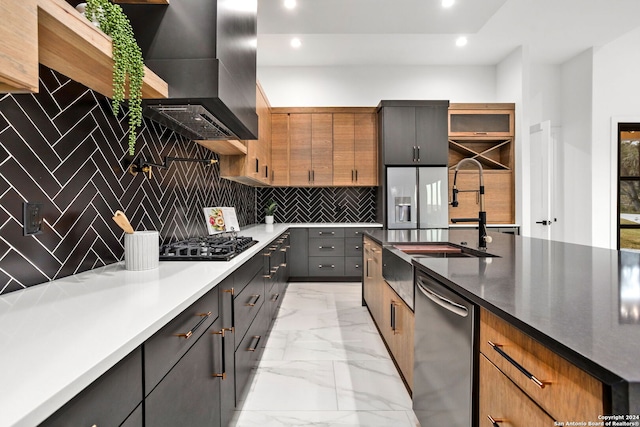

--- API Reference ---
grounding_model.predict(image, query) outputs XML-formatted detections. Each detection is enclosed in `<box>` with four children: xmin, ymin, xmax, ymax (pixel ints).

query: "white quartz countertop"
<box><xmin>288</xmin><ymin>223</ymin><xmax>382</xmax><ymax>228</ymax></box>
<box><xmin>0</xmin><ymin>222</ymin><xmax>382</xmax><ymax>427</ymax></box>
<box><xmin>0</xmin><ymin>224</ymin><xmax>292</xmax><ymax>427</ymax></box>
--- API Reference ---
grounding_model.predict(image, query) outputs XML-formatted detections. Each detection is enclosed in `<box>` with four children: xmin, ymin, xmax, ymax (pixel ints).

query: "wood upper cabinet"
<box><xmin>333</xmin><ymin>112</ymin><xmax>378</xmax><ymax>186</ymax></box>
<box><xmin>0</xmin><ymin>0</ymin><xmax>39</xmax><ymax>93</ymax></box>
<box><xmin>288</xmin><ymin>113</ymin><xmax>333</xmax><ymax>186</ymax></box>
<box><xmin>289</xmin><ymin>114</ymin><xmax>313</xmax><ymax>185</ymax></box>
<box><xmin>271</xmin><ymin>113</ymin><xmax>290</xmax><ymax>186</ymax></box>
<box><xmin>448</xmin><ymin>103</ymin><xmax>516</xmax><ymax>224</ymax></box>
<box><xmin>219</xmin><ymin>82</ymin><xmax>272</xmax><ymax>186</ymax></box>
<box><xmin>272</xmin><ymin>107</ymin><xmax>378</xmax><ymax>187</ymax></box>
<box><xmin>333</xmin><ymin>113</ymin><xmax>356</xmax><ymax>185</ymax></box>
<box><xmin>311</xmin><ymin>113</ymin><xmax>333</xmax><ymax>186</ymax></box>
<box><xmin>449</xmin><ymin>104</ymin><xmax>514</xmax><ymax>137</ymax></box>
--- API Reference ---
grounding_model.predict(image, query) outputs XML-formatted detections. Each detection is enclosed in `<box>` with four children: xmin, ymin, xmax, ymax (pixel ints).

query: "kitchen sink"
<box><xmin>393</xmin><ymin>244</ymin><xmax>499</xmax><ymax>258</ymax></box>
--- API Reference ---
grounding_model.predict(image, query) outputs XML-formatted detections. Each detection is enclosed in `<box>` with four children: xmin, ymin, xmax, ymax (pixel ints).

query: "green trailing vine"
<box><xmin>84</xmin><ymin>0</ymin><xmax>144</xmax><ymax>155</ymax></box>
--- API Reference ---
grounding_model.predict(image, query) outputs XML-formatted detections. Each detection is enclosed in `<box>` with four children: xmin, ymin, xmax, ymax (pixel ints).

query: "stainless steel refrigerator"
<box><xmin>386</xmin><ymin>167</ymin><xmax>449</xmax><ymax>229</ymax></box>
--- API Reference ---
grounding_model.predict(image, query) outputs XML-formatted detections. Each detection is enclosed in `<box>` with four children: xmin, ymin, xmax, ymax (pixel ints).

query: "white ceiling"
<box><xmin>257</xmin><ymin>0</ymin><xmax>640</xmax><ymax>67</ymax></box>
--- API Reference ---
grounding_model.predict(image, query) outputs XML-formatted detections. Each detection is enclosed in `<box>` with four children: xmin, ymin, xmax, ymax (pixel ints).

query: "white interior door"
<box><xmin>530</xmin><ymin>121</ymin><xmax>554</xmax><ymax>240</ymax></box>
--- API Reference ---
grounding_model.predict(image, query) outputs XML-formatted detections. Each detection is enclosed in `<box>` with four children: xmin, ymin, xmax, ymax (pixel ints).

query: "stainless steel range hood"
<box><xmin>121</xmin><ymin>0</ymin><xmax>258</xmax><ymax>141</ymax></box>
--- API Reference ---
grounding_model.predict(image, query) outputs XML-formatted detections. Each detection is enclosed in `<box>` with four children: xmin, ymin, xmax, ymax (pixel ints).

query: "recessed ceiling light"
<box><xmin>284</xmin><ymin>0</ymin><xmax>296</xmax><ymax>10</ymax></box>
<box><xmin>290</xmin><ymin>37</ymin><xmax>302</xmax><ymax>48</ymax></box>
<box><xmin>456</xmin><ymin>36</ymin><xmax>468</xmax><ymax>47</ymax></box>
<box><xmin>442</xmin><ymin>0</ymin><xmax>455</xmax><ymax>8</ymax></box>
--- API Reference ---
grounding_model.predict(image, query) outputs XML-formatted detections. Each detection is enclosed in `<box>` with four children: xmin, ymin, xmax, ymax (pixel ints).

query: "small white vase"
<box><xmin>265</xmin><ymin>215</ymin><xmax>274</xmax><ymax>225</ymax></box>
<box><xmin>75</xmin><ymin>3</ymin><xmax>101</xmax><ymax>27</ymax></box>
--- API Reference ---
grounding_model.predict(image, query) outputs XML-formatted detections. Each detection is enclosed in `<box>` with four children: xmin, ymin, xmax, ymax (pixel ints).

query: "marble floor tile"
<box><xmin>334</xmin><ymin>360</ymin><xmax>413</xmax><ymax>411</ymax></box>
<box><xmin>261</xmin><ymin>326</ymin><xmax>391</xmax><ymax>361</ymax></box>
<box><xmin>231</xmin><ymin>410</ymin><xmax>416</xmax><ymax>427</ymax></box>
<box><xmin>231</xmin><ymin>283</ymin><xmax>419</xmax><ymax>426</ymax></box>
<box><xmin>241</xmin><ymin>360</ymin><xmax>338</xmax><ymax>411</ymax></box>
<box><xmin>271</xmin><ymin>306</ymin><xmax>373</xmax><ymax>332</ymax></box>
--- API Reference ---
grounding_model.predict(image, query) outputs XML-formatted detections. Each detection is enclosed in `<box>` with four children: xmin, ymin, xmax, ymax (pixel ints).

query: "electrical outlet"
<box><xmin>23</xmin><ymin>202</ymin><xmax>43</xmax><ymax>236</ymax></box>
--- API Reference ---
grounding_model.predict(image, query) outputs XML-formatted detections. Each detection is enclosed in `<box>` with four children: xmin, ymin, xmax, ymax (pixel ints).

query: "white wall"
<box><xmin>558</xmin><ymin>49</ymin><xmax>594</xmax><ymax>246</ymax></box>
<box><xmin>258</xmin><ymin>65</ymin><xmax>496</xmax><ymax>107</ymax></box>
<box><xmin>496</xmin><ymin>47</ymin><xmax>529</xmax><ymax>234</ymax></box>
<box><xmin>529</xmin><ymin>64</ymin><xmax>562</xmax><ymax>126</ymax></box>
<box><xmin>592</xmin><ymin>26</ymin><xmax>640</xmax><ymax>249</ymax></box>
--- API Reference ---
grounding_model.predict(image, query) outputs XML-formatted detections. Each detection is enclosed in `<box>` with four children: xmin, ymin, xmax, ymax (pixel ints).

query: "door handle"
<box><xmin>416</xmin><ymin>146</ymin><xmax>420</xmax><ymax>162</ymax></box>
<box><xmin>535</xmin><ymin>220</ymin><xmax>550</xmax><ymax>225</ymax></box>
<box><xmin>416</xmin><ymin>279</ymin><xmax>468</xmax><ymax>317</ymax></box>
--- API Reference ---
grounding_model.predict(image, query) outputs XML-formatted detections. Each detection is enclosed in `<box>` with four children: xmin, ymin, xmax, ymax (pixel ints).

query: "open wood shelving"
<box><xmin>38</xmin><ymin>0</ymin><xmax>168</xmax><ymax>99</ymax></box>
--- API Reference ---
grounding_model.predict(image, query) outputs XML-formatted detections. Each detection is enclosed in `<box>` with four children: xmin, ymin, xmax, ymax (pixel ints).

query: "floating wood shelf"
<box><xmin>0</xmin><ymin>0</ymin><xmax>39</xmax><ymax>93</ymax></box>
<box><xmin>37</xmin><ymin>0</ymin><xmax>168</xmax><ymax>99</ymax></box>
<box><xmin>196</xmin><ymin>140</ymin><xmax>247</xmax><ymax>156</ymax></box>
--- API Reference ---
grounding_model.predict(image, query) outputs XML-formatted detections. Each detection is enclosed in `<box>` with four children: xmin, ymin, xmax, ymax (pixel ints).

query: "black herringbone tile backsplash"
<box><xmin>0</xmin><ymin>66</ymin><xmax>255</xmax><ymax>295</ymax></box>
<box><xmin>257</xmin><ymin>187</ymin><xmax>377</xmax><ymax>223</ymax></box>
<box><xmin>0</xmin><ymin>67</ymin><xmax>378</xmax><ymax>296</ymax></box>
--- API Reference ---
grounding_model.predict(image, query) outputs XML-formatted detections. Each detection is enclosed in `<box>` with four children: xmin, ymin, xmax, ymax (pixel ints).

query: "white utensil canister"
<box><xmin>124</xmin><ymin>231</ymin><xmax>159</xmax><ymax>271</ymax></box>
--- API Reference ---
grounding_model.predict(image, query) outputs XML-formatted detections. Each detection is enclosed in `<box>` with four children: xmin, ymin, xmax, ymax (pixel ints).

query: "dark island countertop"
<box><xmin>365</xmin><ymin>228</ymin><xmax>640</xmax><ymax>413</ymax></box>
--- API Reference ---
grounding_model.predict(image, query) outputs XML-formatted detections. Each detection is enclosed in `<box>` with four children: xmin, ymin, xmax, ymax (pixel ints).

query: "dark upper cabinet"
<box><xmin>378</xmin><ymin>101</ymin><xmax>449</xmax><ymax>166</ymax></box>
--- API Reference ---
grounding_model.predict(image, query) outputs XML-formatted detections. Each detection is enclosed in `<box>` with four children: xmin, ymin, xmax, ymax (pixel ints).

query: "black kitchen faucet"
<box><xmin>450</xmin><ymin>158</ymin><xmax>492</xmax><ymax>250</ymax></box>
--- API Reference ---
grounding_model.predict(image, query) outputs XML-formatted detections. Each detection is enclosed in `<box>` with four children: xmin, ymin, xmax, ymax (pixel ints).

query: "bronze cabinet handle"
<box><xmin>211</xmin><ymin>329</ymin><xmax>227</xmax><ymax>380</ymax></box>
<box><xmin>248</xmin><ymin>335</ymin><xmax>261</xmax><ymax>351</ymax></box>
<box><xmin>246</xmin><ymin>294</ymin><xmax>261</xmax><ymax>307</ymax></box>
<box><xmin>174</xmin><ymin>312</ymin><xmax>212</xmax><ymax>339</ymax></box>
<box><xmin>488</xmin><ymin>341</ymin><xmax>548</xmax><ymax>388</ymax></box>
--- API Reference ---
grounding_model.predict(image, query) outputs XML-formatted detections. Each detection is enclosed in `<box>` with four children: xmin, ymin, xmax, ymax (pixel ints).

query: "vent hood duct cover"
<box><xmin>121</xmin><ymin>0</ymin><xmax>258</xmax><ymax>141</ymax></box>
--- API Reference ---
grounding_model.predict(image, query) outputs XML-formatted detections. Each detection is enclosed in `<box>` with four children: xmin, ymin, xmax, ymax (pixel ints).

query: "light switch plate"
<box><xmin>23</xmin><ymin>202</ymin><xmax>43</xmax><ymax>236</ymax></box>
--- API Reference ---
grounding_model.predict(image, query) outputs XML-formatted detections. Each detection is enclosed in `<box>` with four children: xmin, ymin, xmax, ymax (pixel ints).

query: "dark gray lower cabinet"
<box><xmin>289</xmin><ymin>228</ymin><xmax>309</xmax><ymax>277</ymax></box>
<box><xmin>290</xmin><ymin>227</ymin><xmax>369</xmax><ymax>280</ymax></box>
<box><xmin>218</xmin><ymin>276</ymin><xmax>236</xmax><ymax>427</ymax></box>
<box><xmin>235</xmin><ymin>302</ymin><xmax>268</xmax><ymax>401</ymax></box>
<box><xmin>145</xmin><ymin>317</ymin><xmax>223</xmax><ymax>427</ymax></box>
<box><xmin>39</xmin><ymin>348</ymin><xmax>143</xmax><ymax>427</ymax></box>
<box><xmin>40</xmin><ymin>232</ymin><xmax>291</xmax><ymax>427</ymax></box>
<box><xmin>121</xmin><ymin>404</ymin><xmax>143</xmax><ymax>427</ymax></box>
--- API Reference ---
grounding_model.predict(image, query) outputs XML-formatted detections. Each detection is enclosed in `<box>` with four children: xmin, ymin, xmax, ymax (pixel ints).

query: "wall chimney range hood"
<box><xmin>121</xmin><ymin>0</ymin><xmax>258</xmax><ymax>141</ymax></box>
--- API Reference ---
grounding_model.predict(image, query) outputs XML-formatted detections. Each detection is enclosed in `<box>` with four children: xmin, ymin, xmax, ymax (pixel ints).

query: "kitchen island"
<box><xmin>365</xmin><ymin>228</ymin><xmax>640</xmax><ymax>415</ymax></box>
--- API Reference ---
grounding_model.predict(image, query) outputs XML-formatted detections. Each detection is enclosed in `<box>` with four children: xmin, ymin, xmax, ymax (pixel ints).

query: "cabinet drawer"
<box><xmin>234</xmin><ymin>271</ymin><xmax>265</xmax><ymax>349</ymax></box>
<box><xmin>234</xmin><ymin>253</ymin><xmax>263</xmax><ymax>295</ymax></box>
<box><xmin>345</xmin><ymin>237</ymin><xmax>363</xmax><ymax>257</ymax></box>
<box><xmin>235</xmin><ymin>304</ymin><xmax>268</xmax><ymax>401</ymax></box>
<box><xmin>345</xmin><ymin>228</ymin><xmax>367</xmax><ymax>238</ymax></box>
<box><xmin>479</xmin><ymin>354</ymin><xmax>554</xmax><ymax>427</ymax></box>
<box><xmin>480</xmin><ymin>309</ymin><xmax>603</xmax><ymax>421</ymax></box>
<box><xmin>308</xmin><ymin>228</ymin><xmax>345</xmax><ymax>238</ymax></box>
<box><xmin>309</xmin><ymin>237</ymin><xmax>345</xmax><ymax>256</ymax></box>
<box><xmin>308</xmin><ymin>257</ymin><xmax>345</xmax><ymax>276</ymax></box>
<box><xmin>145</xmin><ymin>320</ymin><xmax>222</xmax><ymax>427</ymax></box>
<box><xmin>144</xmin><ymin>288</ymin><xmax>219</xmax><ymax>394</ymax></box>
<box><xmin>40</xmin><ymin>348</ymin><xmax>142</xmax><ymax>427</ymax></box>
<box><xmin>345</xmin><ymin>256</ymin><xmax>362</xmax><ymax>276</ymax></box>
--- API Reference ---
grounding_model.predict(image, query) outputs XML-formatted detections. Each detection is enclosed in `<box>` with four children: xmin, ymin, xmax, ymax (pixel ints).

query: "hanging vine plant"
<box><xmin>83</xmin><ymin>0</ymin><xmax>144</xmax><ymax>155</ymax></box>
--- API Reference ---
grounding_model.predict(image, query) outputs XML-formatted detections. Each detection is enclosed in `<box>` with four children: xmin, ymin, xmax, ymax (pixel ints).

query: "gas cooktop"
<box><xmin>159</xmin><ymin>233</ymin><xmax>258</xmax><ymax>261</ymax></box>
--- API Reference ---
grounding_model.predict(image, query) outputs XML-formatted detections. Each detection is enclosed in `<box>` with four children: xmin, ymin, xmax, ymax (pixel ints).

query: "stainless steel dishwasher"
<box><xmin>413</xmin><ymin>268</ymin><xmax>477</xmax><ymax>427</ymax></box>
